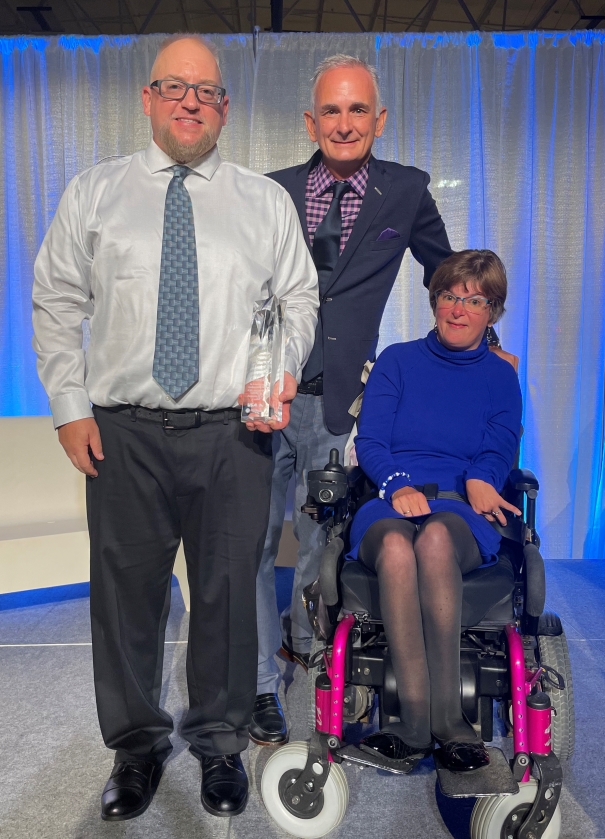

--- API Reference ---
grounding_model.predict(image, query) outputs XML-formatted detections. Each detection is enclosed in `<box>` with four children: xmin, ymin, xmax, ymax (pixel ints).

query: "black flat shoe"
<box><xmin>279</xmin><ymin>643</ymin><xmax>309</xmax><ymax>671</ymax></box>
<box><xmin>200</xmin><ymin>754</ymin><xmax>248</xmax><ymax>817</ymax></box>
<box><xmin>249</xmin><ymin>693</ymin><xmax>288</xmax><ymax>746</ymax></box>
<box><xmin>101</xmin><ymin>760</ymin><xmax>163</xmax><ymax>821</ymax></box>
<box><xmin>437</xmin><ymin>740</ymin><xmax>490</xmax><ymax>772</ymax></box>
<box><xmin>359</xmin><ymin>732</ymin><xmax>432</xmax><ymax>772</ymax></box>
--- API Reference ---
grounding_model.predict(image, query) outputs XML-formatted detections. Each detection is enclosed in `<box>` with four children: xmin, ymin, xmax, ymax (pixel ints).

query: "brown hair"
<box><xmin>428</xmin><ymin>249</ymin><xmax>507</xmax><ymax>323</ymax></box>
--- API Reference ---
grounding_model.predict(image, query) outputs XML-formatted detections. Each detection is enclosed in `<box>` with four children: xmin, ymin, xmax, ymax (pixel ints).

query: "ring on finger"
<box><xmin>402</xmin><ymin>509</ymin><xmax>412</xmax><ymax>515</ymax></box>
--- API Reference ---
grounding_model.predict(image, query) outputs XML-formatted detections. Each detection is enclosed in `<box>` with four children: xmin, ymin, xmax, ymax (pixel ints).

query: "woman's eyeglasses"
<box><xmin>436</xmin><ymin>291</ymin><xmax>492</xmax><ymax>312</ymax></box>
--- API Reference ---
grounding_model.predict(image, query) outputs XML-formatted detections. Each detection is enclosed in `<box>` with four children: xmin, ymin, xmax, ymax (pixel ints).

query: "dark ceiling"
<box><xmin>1</xmin><ymin>0</ymin><xmax>603</xmax><ymax>36</ymax></box>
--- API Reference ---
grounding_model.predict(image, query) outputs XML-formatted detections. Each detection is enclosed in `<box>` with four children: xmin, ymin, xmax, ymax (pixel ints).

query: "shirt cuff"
<box><xmin>284</xmin><ymin>355</ymin><xmax>302</xmax><ymax>384</ymax></box>
<box><xmin>465</xmin><ymin>467</ymin><xmax>497</xmax><ymax>487</ymax></box>
<box><xmin>50</xmin><ymin>390</ymin><xmax>94</xmax><ymax>429</ymax></box>
<box><xmin>377</xmin><ymin>472</ymin><xmax>413</xmax><ymax>501</ymax></box>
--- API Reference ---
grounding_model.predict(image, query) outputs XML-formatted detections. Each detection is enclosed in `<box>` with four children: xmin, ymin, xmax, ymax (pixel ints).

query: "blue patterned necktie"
<box><xmin>152</xmin><ymin>165</ymin><xmax>199</xmax><ymax>401</ymax></box>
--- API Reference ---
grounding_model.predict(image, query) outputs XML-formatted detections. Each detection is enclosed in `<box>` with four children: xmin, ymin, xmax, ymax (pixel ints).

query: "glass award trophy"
<box><xmin>241</xmin><ymin>296</ymin><xmax>287</xmax><ymax>423</ymax></box>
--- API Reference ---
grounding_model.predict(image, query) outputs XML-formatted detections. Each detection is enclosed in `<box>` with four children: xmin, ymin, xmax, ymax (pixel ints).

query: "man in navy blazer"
<box><xmin>250</xmin><ymin>55</ymin><xmax>452</xmax><ymax>745</ymax></box>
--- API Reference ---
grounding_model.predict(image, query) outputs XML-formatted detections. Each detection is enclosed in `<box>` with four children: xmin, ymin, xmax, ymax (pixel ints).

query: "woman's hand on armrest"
<box><xmin>392</xmin><ymin>486</ymin><xmax>431</xmax><ymax>518</ymax></box>
<box><xmin>465</xmin><ymin>479</ymin><xmax>522</xmax><ymax>526</ymax></box>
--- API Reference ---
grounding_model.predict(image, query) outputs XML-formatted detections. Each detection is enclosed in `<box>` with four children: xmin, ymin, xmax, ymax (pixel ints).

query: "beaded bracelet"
<box><xmin>378</xmin><ymin>471</ymin><xmax>411</xmax><ymax>500</ymax></box>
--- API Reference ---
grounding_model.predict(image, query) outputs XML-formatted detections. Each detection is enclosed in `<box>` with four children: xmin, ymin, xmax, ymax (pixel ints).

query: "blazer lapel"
<box><xmin>291</xmin><ymin>150</ymin><xmax>322</xmax><ymax>250</ymax></box>
<box><xmin>324</xmin><ymin>156</ymin><xmax>391</xmax><ymax>294</ymax></box>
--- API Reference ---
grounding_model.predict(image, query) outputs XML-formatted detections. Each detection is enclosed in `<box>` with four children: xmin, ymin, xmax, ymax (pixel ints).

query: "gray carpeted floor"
<box><xmin>1</xmin><ymin>560</ymin><xmax>603</xmax><ymax>839</ymax></box>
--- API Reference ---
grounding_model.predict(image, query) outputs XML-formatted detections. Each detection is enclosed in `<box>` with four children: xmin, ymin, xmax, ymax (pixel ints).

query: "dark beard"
<box><xmin>156</xmin><ymin>123</ymin><xmax>220</xmax><ymax>164</ymax></box>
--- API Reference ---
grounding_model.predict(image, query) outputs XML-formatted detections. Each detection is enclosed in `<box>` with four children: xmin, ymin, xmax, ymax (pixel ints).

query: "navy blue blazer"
<box><xmin>267</xmin><ymin>151</ymin><xmax>452</xmax><ymax>435</ymax></box>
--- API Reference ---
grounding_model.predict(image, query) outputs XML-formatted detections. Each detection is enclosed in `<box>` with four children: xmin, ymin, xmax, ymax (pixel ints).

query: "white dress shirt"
<box><xmin>33</xmin><ymin>141</ymin><xmax>319</xmax><ymax>428</ymax></box>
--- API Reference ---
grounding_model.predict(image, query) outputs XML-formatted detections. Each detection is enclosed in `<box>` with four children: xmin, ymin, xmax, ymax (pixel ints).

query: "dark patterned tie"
<box><xmin>303</xmin><ymin>180</ymin><xmax>350</xmax><ymax>382</ymax></box>
<box><xmin>152</xmin><ymin>165</ymin><xmax>199</xmax><ymax>400</ymax></box>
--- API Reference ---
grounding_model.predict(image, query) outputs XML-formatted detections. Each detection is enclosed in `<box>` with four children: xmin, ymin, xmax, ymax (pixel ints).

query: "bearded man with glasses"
<box><xmin>32</xmin><ymin>34</ymin><xmax>318</xmax><ymax>822</ymax></box>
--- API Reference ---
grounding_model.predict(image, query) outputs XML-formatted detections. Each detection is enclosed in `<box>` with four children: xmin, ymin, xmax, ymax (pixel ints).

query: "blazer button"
<box><xmin>321</xmin><ymin>297</ymin><xmax>332</xmax><ymax>303</ymax></box>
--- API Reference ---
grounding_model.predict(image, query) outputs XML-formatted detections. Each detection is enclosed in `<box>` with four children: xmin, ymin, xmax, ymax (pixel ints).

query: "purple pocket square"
<box><xmin>377</xmin><ymin>228</ymin><xmax>401</xmax><ymax>241</ymax></box>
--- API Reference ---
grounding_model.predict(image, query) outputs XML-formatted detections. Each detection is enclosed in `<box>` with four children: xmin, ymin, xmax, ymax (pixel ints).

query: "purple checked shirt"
<box><xmin>306</xmin><ymin>159</ymin><xmax>369</xmax><ymax>254</ymax></box>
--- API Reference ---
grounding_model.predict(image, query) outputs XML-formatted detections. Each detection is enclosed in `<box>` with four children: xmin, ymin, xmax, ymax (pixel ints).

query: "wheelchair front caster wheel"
<box><xmin>261</xmin><ymin>741</ymin><xmax>349</xmax><ymax>838</ymax></box>
<box><xmin>470</xmin><ymin>779</ymin><xmax>561</xmax><ymax>839</ymax></box>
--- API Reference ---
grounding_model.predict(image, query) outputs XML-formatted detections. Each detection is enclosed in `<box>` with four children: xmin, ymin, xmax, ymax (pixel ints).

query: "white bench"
<box><xmin>0</xmin><ymin>417</ymin><xmax>190</xmax><ymax>608</ymax></box>
<box><xmin>0</xmin><ymin>417</ymin><xmax>298</xmax><ymax>611</ymax></box>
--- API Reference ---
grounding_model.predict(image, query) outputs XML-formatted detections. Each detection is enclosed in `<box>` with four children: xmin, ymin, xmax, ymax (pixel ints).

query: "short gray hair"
<box><xmin>311</xmin><ymin>54</ymin><xmax>381</xmax><ymax>113</ymax></box>
<box><xmin>150</xmin><ymin>34</ymin><xmax>221</xmax><ymax>83</ymax></box>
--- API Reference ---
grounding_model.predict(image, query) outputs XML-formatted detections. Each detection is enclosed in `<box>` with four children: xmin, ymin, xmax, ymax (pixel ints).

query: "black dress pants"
<box><xmin>86</xmin><ymin>406</ymin><xmax>273</xmax><ymax>763</ymax></box>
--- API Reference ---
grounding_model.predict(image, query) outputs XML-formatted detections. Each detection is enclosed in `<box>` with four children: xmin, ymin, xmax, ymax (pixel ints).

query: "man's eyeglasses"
<box><xmin>435</xmin><ymin>291</ymin><xmax>492</xmax><ymax>312</ymax></box>
<box><xmin>150</xmin><ymin>79</ymin><xmax>226</xmax><ymax>105</ymax></box>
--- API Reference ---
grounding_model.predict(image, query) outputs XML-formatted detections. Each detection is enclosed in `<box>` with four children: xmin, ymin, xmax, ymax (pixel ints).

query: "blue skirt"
<box><xmin>347</xmin><ymin>497</ymin><xmax>500</xmax><ymax>567</ymax></box>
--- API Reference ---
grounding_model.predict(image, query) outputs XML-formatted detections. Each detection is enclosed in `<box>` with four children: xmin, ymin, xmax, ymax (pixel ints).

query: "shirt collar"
<box><xmin>308</xmin><ymin>157</ymin><xmax>369</xmax><ymax>199</ymax></box>
<box><xmin>145</xmin><ymin>140</ymin><xmax>222</xmax><ymax>180</ymax></box>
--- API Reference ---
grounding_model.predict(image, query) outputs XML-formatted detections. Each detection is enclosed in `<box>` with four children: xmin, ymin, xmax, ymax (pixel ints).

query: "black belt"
<box><xmin>98</xmin><ymin>404</ymin><xmax>241</xmax><ymax>430</ymax></box>
<box><xmin>414</xmin><ymin>483</ymin><xmax>468</xmax><ymax>504</ymax></box>
<box><xmin>297</xmin><ymin>375</ymin><xmax>323</xmax><ymax>396</ymax></box>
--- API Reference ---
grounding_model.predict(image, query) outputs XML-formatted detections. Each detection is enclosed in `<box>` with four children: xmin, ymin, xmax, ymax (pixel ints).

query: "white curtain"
<box><xmin>251</xmin><ymin>32</ymin><xmax>605</xmax><ymax>560</ymax></box>
<box><xmin>1</xmin><ymin>32</ymin><xmax>604</xmax><ymax>558</ymax></box>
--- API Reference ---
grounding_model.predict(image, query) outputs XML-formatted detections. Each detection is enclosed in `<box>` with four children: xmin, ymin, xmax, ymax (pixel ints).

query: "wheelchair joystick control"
<box><xmin>303</xmin><ymin>450</ymin><xmax>349</xmax><ymax>520</ymax></box>
<box><xmin>325</xmin><ymin>449</ymin><xmax>345</xmax><ymax>474</ymax></box>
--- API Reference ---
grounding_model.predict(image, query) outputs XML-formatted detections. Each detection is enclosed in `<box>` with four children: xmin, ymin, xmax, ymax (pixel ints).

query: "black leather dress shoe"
<box><xmin>200</xmin><ymin>754</ymin><xmax>248</xmax><ymax>817</ymax></box>
<box><xmin>437</xmin><ymin>740</ymin><xmax>490</xmax><ymax>772</ymax></box>
<box><xmin>278</xmin><ymin>643</ymin><xmax>309</xmax><ymax>671</ymax></box>
<box><xmin>249</xmin><ymin>693</ymin><xmax>288</xmax><ymax>746</ymax></box>
<box><xmin>101</xmin><ymin>760</ymin><xmax>163</xmax><ymax>821</ymax></box>
<box><xmin>359</xmin><ymin>732</ymin><xmax>432</xmax><ymax>772</ymax></box>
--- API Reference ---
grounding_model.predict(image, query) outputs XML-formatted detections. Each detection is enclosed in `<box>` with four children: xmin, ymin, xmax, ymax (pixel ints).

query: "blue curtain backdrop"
<box><xmin>0</xmin><ymin>33</ymin><xmax>254</xmax><ymax>413</ymax></box>
<box><xmin>0</xmin><ymin>31</ymin><xmax>604</xmax><ymax>559</ymax></box>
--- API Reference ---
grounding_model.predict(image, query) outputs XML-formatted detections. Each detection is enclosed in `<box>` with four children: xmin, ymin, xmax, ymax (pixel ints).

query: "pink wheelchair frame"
<box><xmin>306</xmin><ymin>614</ymin><xmax>562</xmax><ymax>836</ymax></box>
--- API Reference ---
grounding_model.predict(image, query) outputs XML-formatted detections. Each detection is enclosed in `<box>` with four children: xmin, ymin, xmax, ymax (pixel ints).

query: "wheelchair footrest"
<box><xmin>435</xmin><ymin>747</ymin><xmax>519</xmax><ymax>798</ymax></box>
<box><xmin>335</xmin><ymin>743</ymin><xmax>419</xmax><ymax>775</ymax></box>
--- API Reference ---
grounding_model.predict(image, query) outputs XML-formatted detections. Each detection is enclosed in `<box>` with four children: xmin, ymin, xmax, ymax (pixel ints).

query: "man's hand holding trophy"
<box><xmin>239</xmin><ymin>296</ymin><xmax>296</xmax><ymax>433</ymax></box>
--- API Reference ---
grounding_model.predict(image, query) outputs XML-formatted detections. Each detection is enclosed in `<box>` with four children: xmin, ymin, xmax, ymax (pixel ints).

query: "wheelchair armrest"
<box><xmin>523</xmin><ymin>543</ymin><xmax>546</xmax><ymax>618</ymax></box>
<box><xmin>319</xmin><ymin>536</ymin><xmax>345</xmax><ymax>607</ymax></box>
<box><xmin>508</xmin><ymin>468</ymin><xmax>539</xmax><ymax>495</ymax></box>
<box><xmin>345</xmin><ymin>465</ymin><xmax>364</xmax><ymax>487</ymax></box>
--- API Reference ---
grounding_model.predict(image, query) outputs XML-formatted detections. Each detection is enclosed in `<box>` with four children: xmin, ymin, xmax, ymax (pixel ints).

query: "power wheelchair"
<box><xmin>260</xmin><ymin>451</ymin><xmax>575</xmax><ymax>839</ymax></box>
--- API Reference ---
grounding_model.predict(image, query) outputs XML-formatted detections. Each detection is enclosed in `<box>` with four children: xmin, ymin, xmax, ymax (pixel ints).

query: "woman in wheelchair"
<box><xmin>351</xmin><ymin>249</ymin><xmax>522</xmax><ymax>774</ymax></box>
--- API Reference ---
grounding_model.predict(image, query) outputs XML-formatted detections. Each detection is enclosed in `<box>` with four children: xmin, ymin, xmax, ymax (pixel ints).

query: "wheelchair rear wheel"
<box><xmin>538</xmin><ymin>630</ymin><xmax>575</xmax><ymax>759</ymax></box>
<box><xmin>261</xmin><ymin>741</ymin><xmax>349</xmax><ymax>838</ymax></box>
<box><xmin>470</xmin><ymin>779</ymin><xmax>561</xmax><ymax>839</ymax></box>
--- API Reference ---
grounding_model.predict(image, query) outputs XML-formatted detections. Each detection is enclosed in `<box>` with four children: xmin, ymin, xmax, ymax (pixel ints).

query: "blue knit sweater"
<box><xmin>349</xmin><ymin>330</ymin><xmax>523</xmax><ymax>563</ymax></box>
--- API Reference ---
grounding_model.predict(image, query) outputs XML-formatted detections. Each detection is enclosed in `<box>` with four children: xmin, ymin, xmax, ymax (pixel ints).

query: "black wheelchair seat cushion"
<box><xmin>460</xmin><ymin>556</ymin><xmax>516</xmax><ymax>627</ymax></box>
<box><xmin>340</xmin><ymin>556</ymin><xmax>516</xmax><ymax>628</ymax></box>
